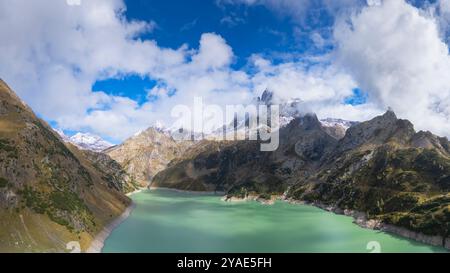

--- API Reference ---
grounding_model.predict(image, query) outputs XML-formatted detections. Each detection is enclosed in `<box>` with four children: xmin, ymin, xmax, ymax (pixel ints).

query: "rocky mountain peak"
<box><xmin>380</xmin><ymin>108</ymin><xmax>398</xmax><ymax>122</ymax></box>
<box><xmin>282</xmin><ymin>113</ymin><xmax>322</xmax><ymax>135</ymax></box>
<box><xmin>297</xmin><ymin>113</ymin><xmax>322</xmax><ymax>130</ymax></box>
<box><xmin>258</xmin><ymin>89</ymin><xmax>274</xmax><ymax>105</ymax></box>
<box><xmin>339</xmin><ymin>110</ymin><xmax>415</xmax><ymax>151</ymax></box>
<box><xmin>410</xmin><ymin>130</ymin><xmax>450</xmax><ymax>156</ymax></box>
<box><xmin>54</xmin><ymin>130</ymin><xmax>113</xmax><ymax>152</ymax></box>
<box><xmin>106</xmin><ymin>125</ymin><xmax>192</xmax><ymax>187</ymax></box>
<box><xmin>69</xmin><ymin>132</ymin><xmax>113</xmax><ymax>152</ymax></box>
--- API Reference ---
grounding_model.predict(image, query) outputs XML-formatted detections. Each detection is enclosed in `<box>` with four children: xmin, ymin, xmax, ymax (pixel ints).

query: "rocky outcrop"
<box><xmin>320</xmin><ymin>118</ymin><xmax>358</xmax><ymax>140</ymax></box>
<box><xmin>82</xmin><ymin>149</ymin><xmax>139</xmax><ymax>194</ymax></box>
<box><xmin>105</xmin><ymin>128</ymin><xmax>192</xmax><ymax>187</ymax></box>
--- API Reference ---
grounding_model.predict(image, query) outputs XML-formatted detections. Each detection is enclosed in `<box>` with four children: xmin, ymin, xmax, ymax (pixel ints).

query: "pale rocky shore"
<box><xmin>221</xmin><ymin>193</ymin><xmax>450</xmax><ymax>251</ymax></box>
<box><xmin>149</xmin><ymin>186</ymin><xmax>225</xmax><ymax>196</ymax></box>
<box><xmin>126</xmin><ymin>188</ymin><xmax>145</xmax><ymax>196</ymax></box>
<box><xmin>86</xmin><ymin>202</ymin><xmax>136</xmax><ymax>253</ymax></box>
<box><xmin>285</xmin><ymin>198</ymin><xmax>450</xmax><ymax>251</ymax></box>
<box><xmin>221</xmin><ymin>194</ymin><xmax>277</xmax><ymax>205</ymax></box>
<box><xmin>86</xmin><ymin>188</ymin><xmax>146</xmax><ymax>253</ymax></box>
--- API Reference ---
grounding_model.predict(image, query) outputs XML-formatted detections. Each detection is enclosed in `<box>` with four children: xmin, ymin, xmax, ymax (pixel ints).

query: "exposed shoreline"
<box><xmin>126</xmin><ymin>188</ymin><xmax>145</xmax><ymax>196</ymax></box>
<box><xmin>286</xmin><ymin>198</ymin><xmax>450</xmax><ymax>251</ymax></box>
<box><xmin>224</xmin><ymin>194</ymin><xmax>450</xmax><ymax>251</ymax></box>
<box><xmin>149</xmin><ymin>186</ymin><xmax>226</xmax><ymax>196</ymax></box>
<box><xmin>86</xmin><ymin>190</ymin><xmax>141</xmax><ymax>253</ymax></box>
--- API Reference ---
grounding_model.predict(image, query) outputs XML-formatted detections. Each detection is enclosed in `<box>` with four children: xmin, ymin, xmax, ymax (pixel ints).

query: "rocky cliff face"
<box><xmin>105</xmin><ymin>128</ymin><xmax>191</xmax><ymax>188</ymax></box>
<box><xmin>81</xmin><ymin>149</ymin><xmax>139</xmax><ymax>194</ymax></box>
<box><xmin>0</xmin><ymin>80</ymin><xmax>130</xmax><ymax>252</ymax></box>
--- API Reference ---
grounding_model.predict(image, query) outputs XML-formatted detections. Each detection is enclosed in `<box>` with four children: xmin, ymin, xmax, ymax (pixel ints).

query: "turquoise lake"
<box><xmin>102</xmin><ymin>189</ymin><xmax>447</xmax><ymax>253</ymax></box>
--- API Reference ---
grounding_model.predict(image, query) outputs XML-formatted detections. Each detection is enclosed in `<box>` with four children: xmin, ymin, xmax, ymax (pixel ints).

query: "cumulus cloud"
<box><xmin>0</xmin><ymin>0</ymin><xmax>187</xmax><ymax>140</ymax></box>
<box><xmin>0</xmin><ymin>0</ymin><xmax>363</xmax><ymax>141</ymax></box>
<box><xmin>248</xmin><ymin>55</ymin><xmax>381</xmax><ymax>121</ymax></box>
<box><xmin>0</xmin><ymin>0</ymin><xmax>251</xmax><ymax>140</ymax></box>
<box><xmin>1</xmin><ymin>0</ymin><xmax>449</xmax><ymax>141</ymax></box>
<box><xmin>334</xmin><ymin>0</ymin><xmax>450</xmax><ymax>136</ymax></box>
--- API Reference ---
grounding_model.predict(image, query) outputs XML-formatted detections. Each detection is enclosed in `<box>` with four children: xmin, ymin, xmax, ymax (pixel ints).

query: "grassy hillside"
<box><xmin>0</xmin><ymin>80</ymin><xmax>130</xmax><ymax>252</ymax></box>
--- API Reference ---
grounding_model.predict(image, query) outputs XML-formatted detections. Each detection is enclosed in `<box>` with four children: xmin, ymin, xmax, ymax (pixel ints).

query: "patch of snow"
<box><xmin>320</xmin><ymin>118</ymin><xmax>358</xmax><ymax>131</ymax></box>
<box><xmin>69</xmin><ymin>133</ymin><xmax>113</xmax><ymax>152</ymax></box>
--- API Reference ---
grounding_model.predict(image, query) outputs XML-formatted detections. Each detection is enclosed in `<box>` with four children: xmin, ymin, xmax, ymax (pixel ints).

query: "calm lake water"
<box><xmin>102</xmin><ymin>189</ymin><xmax>446</xmax><ymax>253</ymax></box>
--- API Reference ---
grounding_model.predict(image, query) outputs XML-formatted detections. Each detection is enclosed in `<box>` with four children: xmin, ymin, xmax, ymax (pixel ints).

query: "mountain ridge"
<box><xmin>0</xmin><ymin>79</ymin><xmax>130</xmax><ymax>252</ymax></box>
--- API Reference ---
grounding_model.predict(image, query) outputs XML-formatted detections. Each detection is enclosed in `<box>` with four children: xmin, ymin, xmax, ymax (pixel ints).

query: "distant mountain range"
<box><xmin>126</xmin><ymin>90</ymin><xmax>357</xmax><ymax>142</ymax></box>
<box><xmin>0</xmin><ymin>79</ymin><xmax>449</xmax><ymax>251</ymax></box>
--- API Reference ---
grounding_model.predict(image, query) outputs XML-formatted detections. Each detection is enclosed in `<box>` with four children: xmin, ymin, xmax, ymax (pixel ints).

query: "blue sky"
<box><xmin>1</xmin><ymin>0</ymin><xmax>450</xmax><ymax>142</ymax></box>
<box><xmin>94</xmin><ymin>0</ymin><xmax>350</xmax><ymax>107</ymax></box>
<box><xmin>123</xmin><ymin>0</ymin><xmax>324</xmax><ymax>63</ymax></box>
<box><xmin>95</xmin><ymin>0</ymin><xmax>438</xmax><ymax>115</ymax></box>
<box><xmin>90</xmin><ymin>0</ymin><xmax>331</xmax><ymax>110</ymax></box>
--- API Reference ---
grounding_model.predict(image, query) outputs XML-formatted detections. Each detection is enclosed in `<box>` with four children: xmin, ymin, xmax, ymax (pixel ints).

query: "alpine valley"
<box><xmin>0</xmin><ymin>80</ymin><xmax>449</xmax><ymax>252</ymax></box>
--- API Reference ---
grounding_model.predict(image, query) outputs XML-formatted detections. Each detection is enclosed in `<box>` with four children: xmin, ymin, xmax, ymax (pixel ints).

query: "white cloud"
<box><xmin>366</xmin><ymin>0</ymin><xmax>381</xmax><ymax>7</ymax></box>
<box><xmin>334</xmin><ymin>0</ymin><xmax>450</xmax><ymax>136</ymax></box>
<box><xmin>191</xmin><ymin>33</ymin><xmax>234</xmax><ymax>70</ymax></box>
<box><xmin>218</xmin><ymin>0</ymin><xmax>364</xmax><ymax>23</ymax></box>
<box><xmin>248</xmin><ymin>55</ymin><xmax>381</xmax><ymax>121</ymax></box>
<box><xmin>220</xmin><ymin>15</ymin><xmax>246</xmax><ymax>27</ymax></box>
<box><xmin>0</xmin><ymin>0</ymin><xmax>251</xmax><ymax>140</ymax></box>
<box><xmin>2</xmin><ymin>0</ymin><xmax>450</xmax><ymax>142</ymax></box>
<box><xmin>0</xmin><ymin>0</ymin><xmax>188</xmax><ymax>139</ymax></box>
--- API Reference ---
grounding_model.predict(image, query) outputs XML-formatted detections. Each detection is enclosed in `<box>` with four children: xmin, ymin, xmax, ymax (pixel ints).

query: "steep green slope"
<box><xmin>0</xmin><ymin>80</ymin><xmax>130</xmax><ymax>252</ymax></box>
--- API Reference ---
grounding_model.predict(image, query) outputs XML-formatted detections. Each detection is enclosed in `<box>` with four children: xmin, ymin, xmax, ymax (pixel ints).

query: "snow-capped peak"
<box><xmin>320</xmin><ymin>118</ymin><xmax>358</xmax><ymax>131</ymax></box>
<box><xmin>54</xmin><ymin>129</ymin><xmax>113</xmax><ymax>152</ymax></box>
<box><xmin>69</xmin><ymin>132</ymin><xmax>113</xmax><ymax>152</ymax></box>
